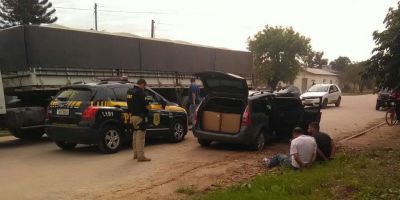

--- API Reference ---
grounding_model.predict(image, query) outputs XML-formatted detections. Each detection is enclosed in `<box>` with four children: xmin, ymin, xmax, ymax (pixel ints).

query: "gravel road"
<box><xmin>0</xmin><ymin>94</ymin><xmax>384</xmax><ymax>200</ymax></box>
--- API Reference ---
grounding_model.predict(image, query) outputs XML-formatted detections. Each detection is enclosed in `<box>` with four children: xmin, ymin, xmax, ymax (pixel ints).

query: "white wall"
<box><xmin>293</xmin><ymin>71</ymin><xmax>339</xmax><ymax>93</ymax></box>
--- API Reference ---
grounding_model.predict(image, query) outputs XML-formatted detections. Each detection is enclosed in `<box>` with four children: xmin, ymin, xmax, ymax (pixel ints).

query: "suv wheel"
<box><xmin>55</xmin><ymin>141</ymin><xmax>77</xmax><ymax>150</ymax></box>
<box><xmin>251</xmin><ymin>132</ymin><xmax>266</xmax><ymax>151</ymax></box>
<box><xmin>375</xmin><ymin>103</ymin><xmax>380</xmax><ymax>111</ymax></box>
<box><xmin>322</xmin><ymin>99</ymin><xmax>328</xmax><ymax>108</ymax></box>
<box><xmin>98</xmin><ymin>125</ymin><xmax>121</xmax><ymax>154</ymax></box>
<box><xmin>198</xmin><ymin>138</ymin><xmax>212</xmax><ymax>147</ymax></box>
<box><xmin>170</xmin><ymin>120</ymin><xmax>187</xmax><ymax>142</ymax></box>
<box><xmin>335</xmin><ymin>96</ymin><xmax>341</xmax><ymax>107</ymax></box>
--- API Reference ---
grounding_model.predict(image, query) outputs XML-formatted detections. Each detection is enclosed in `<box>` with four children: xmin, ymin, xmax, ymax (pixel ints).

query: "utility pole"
<box><xmin>151</xmin><ymin>19</ymin><xmax>155</xmax><ymax>38</ymax></box>
<box><xmin>94</xmin><ymin>3</ymin><xmax>98</xmax><ymax>31</ymax></box>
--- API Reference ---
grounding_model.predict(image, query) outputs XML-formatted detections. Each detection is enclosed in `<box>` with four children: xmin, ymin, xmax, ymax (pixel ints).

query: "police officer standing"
<box><xmin>127</xmin><ymin>79</ymin><xmax>151</xmax><ymax>162</ymax></box>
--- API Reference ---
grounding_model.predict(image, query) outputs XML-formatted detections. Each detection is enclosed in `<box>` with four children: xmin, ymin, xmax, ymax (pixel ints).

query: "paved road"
<box><xmin>0</xmin><ymin>94</ymin><xmax>385</xmax><ymax>199</ymax></box>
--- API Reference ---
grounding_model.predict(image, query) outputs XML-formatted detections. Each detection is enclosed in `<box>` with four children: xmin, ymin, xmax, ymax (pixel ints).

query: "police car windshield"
<box><xmin>56</xmin><ymin>89</ymin><xmax>93</xmax><ymax>101</ymax></box>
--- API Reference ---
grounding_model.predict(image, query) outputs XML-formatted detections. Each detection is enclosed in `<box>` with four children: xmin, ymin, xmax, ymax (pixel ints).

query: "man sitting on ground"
<box><xmin>263</xmin><ymin>127</ymin><xmax>317</xmax><ymax>169</ymax></box>
<box><xmin>308</xmin><ymin>122</ymin><xmax>336</xmax><ymax>161</ymax></box>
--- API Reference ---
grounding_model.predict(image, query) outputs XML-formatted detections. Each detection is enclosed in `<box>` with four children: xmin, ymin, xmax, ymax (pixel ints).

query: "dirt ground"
<box><xmin>0</xmin><ymin>94</ymin><xmax>391</xmax><ymax>200</ymax></box>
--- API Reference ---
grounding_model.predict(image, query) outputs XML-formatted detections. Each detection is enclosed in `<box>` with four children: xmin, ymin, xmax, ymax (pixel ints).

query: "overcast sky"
<box><xmin>52</xmin><ymin>0</ymin><xmax>398</xmax><ymax>62</ymax></box>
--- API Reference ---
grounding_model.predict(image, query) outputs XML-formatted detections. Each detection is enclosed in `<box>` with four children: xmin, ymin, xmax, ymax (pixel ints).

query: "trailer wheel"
<box><xmin>10</xmin><ymin>128</ymin><xmax>44</xmax><ymax>140</ymax></box>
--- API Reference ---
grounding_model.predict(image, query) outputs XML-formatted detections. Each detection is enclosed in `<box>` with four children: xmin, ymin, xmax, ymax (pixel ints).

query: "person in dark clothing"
<box><xmin>308</xmin><ymin>122</ymin><xmax>336</xmax><ymax>161</ymax></box>
<box><xmin>189</xmin><ymin>78</ymin><xmax>200</xmax><ymax>124</ymax></box>
<box><xmin>127</xmin><ymin>79</ymin><xmax>151</xmax><ymax>162</ymax></box>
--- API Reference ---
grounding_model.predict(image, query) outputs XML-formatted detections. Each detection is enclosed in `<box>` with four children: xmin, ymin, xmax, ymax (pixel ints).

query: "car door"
<box><xmin>271</xmin><ymin>97</ymin><xmax>303</xmax><ymax>136</ymax></box>
<box><xmin>144</xmin><ymin>89</ymin><xmax>170</xmax><ymax>131</ymax></box>
<box><xmin>328</xmin><ymin>85</ymin><xmax>340</xmax><ymax>103</ymax></box>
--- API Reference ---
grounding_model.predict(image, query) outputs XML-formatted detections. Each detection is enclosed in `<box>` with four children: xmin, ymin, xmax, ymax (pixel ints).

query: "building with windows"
<box><xmin>293</xmin><ymin>68</ymin><xmax>339</xmax><ymax>93</ymax></box>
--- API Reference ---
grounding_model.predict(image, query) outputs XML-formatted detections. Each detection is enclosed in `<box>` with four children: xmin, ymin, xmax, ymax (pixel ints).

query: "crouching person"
<box><xmin>308</xmin><ymin>122</ymin><xmax>336</xmax><ymax>161</ymax></box>
<box><xmin>263</xmin><ymin>127</ymin><xmax>317</xmax><ymax>169</ymax></box>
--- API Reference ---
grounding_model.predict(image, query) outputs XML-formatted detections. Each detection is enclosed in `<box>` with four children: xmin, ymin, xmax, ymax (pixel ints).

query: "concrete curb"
<box><xmin>338</xmin><ymin>122</ymin><xmax>387</xmax><ymax>143</ymax></box>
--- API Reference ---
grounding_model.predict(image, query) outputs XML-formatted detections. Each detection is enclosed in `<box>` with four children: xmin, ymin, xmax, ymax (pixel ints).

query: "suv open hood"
<box><xmin>195</xmin><ymin>71</ymin><xmax>248</xmax><ymax>98</ymax></box>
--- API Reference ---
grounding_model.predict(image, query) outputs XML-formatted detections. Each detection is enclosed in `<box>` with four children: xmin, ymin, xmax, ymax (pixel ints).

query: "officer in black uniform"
<box><xmin>127</xmin><ymin>79</ymin><xmax>151</xmax><ymax>162</ymax></box>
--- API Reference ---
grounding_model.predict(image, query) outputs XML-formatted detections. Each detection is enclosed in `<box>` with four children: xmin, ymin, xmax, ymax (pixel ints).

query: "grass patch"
<box><xmin>176</xmin><ymin>185</ymin><xmax>200</xmax><ymax>196</ymax></box>
<box><xmin>195</xmin><ymin>148</ymin><xmax>400</xmax><ymax>200</ymax></box>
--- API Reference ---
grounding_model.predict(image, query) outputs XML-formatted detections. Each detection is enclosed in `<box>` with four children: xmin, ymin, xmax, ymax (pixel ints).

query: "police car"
<box><xmin>46</xmin><ymin>81</ymin><xmax>188</xmax><ymax>153</ymax></box>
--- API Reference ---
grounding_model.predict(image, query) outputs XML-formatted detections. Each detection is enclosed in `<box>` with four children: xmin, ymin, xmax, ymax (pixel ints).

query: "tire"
<box><xmin>198</xmin><ymin>138</ymin><xmax>212</xmax><ymax>147</ymax></box>
<box><xmin>250</xmin><ymin>132</ymin><xmax>266</xmax><ymax>151</ymax></box>
<box><xmin>335</xmin><ymin>96</ymin><xmax>341</xmax><ymax>107</ymax></box>
<box><xmin>98</xmin><ymin>125</ymin><xmax>122</xmax><ymax>154</ymax></box>
<box><xmin>169</xmin><ymin>120</ymin><xmax>187</xmax><ymax>143</ymax></box>
<box><xmin>10</xmin><ymin>128</ymin><xmax>44</xmax><ymax>140</ymax></box>
<box><xmin>55</xmin><ymin>141</ymin><xmax>77</xmax><ymax>150</ymax></box>
<box><xmin>385</xmin><ymin>108</ymin><xmax>398</xmax><ymax>126</ymax></box>
<box><xmin>375</xmin><ymin>103</ymin><xmax>380</xmax><ymax>111</ymax></box>
<box><xmin>322</xmin><ymin>99</ymin><xmax>328</xmax><ymax>108</ymax></box>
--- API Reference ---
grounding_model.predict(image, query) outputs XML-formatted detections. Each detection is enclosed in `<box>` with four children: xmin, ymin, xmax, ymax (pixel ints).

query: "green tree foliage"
<box><xmin>0</xmin><ymin>0</ymin><xmax>57</xmax><ymax>28</ymax></box>
<box><xmin>342</xmin><ymin>61</ymin><xmax>373</xmax><ymax>92</ymax></box>
<box><xmin>329</xmin><ymin>56</ymin><xmax>352</xmax><ymax>72</ymax></box>
<box><xmin>305</xmin><ymin>51</ymin><xmax>328</xmax><ymax>68</ymax></box>
<box><xmin>364</xmin><ymin>2</ymin><xmax>400</xmax><ymax>90</ymax></box>
<box><xmin>248</xmin><ymin>26</ymin><xmax>312</xmax><ymax>89</ymax></box>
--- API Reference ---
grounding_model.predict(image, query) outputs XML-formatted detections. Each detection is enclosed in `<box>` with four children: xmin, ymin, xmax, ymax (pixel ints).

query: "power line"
<box><xmin>55</xmin><ymin>6</ymin><xmax>92</xmax><ymax>11</ymax></box>
<box><xmin>55</xmin><ymin>6</ymin><xmax>168</xmax><ymax>15</ymax></box>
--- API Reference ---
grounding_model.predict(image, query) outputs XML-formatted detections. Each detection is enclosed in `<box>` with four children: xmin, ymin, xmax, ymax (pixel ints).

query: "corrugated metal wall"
<box><xmin>0</xmin><ymin>25</ymin><xmax>252</xmax><ymax>75</ymax></box>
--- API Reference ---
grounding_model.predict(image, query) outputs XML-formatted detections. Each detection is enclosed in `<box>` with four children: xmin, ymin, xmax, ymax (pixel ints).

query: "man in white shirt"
<box><xmin>263</xmin><ymin>127</ymin><xmax>317</xmax><ymax>169</ymax></box>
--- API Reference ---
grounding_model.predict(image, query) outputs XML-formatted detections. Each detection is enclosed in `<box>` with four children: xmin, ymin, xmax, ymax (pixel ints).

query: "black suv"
<box><xmin>46</xmin><ymin>82</ymin><xmax>188</xmax><ymax>153</ymax></box>
<box><xmin>192</xmin><ymin>72</ymin><xmax>321</xmax><ymax>150</ymax></box>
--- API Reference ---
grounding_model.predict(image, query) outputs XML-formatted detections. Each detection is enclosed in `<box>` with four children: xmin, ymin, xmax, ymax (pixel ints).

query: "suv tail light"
<box><xmin>241</xmin><ymin>105</ymin><xmax>251</xmax><ymax>126</ymax></box>
<box><xmin>82</xmin><ymin>106</ymin><xmax>99</xmax><ymax>121</ymax></box>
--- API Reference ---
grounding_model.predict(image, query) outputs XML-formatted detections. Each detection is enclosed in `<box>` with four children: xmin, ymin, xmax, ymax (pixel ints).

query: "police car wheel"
<box><xmin>55</xmin><ymin>141</ymin><xmax>77</xmax><ymax>150</ymax></box>
<box><xmin>98</xmin><ymin>125</ymin><xmax>121</xmax><ymax>154</ymax></box>
<box><xmin>169</xmin><ymin>120</ymin><xmax>186</xmax><ymax>142</ymax></box>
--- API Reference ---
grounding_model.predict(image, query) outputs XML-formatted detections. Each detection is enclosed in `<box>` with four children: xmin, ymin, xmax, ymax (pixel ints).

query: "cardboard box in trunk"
<box><xmin>202</xmin><ymin>111</ymin><xmax>221</xmax><ymax>132</ymax></box>
<box><xmin>221</xmin><ymin>113</ymin><xmax>241</xmax><ymax>133</ymax></box>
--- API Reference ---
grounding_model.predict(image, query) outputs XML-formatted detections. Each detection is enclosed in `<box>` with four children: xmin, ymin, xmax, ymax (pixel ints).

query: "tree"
<box><xmin>0</xmin><ymin>0</ymin><xmax>57</xmax><ymax>28</ymax></box>
<box><xmin>364</xmin><ymin>2</ymin><xmax>400</xmax><ymax>90</ymax></box>
<box><xmin>342</xmin><ymin>61</ymin><xmax>371</xmax><ymax>92</ymax></box>
<box><xmin>329</xmin><ymin>56</ymin><xmax>351</xmax><ymax>71</ymax></box>
<box><xmin>248</xmin><ymin>26</ymin><xmax>312</xmax><ymax>89</ymax></box>
<box><xmin>305</xmin><ymin>51</ymin><xmax>328</xmax><ymax>68</ymax></box>
<box><xmin>313</xmin><ymin>51</ymin><xmax>328</xmax><ymax>68</ymax></box>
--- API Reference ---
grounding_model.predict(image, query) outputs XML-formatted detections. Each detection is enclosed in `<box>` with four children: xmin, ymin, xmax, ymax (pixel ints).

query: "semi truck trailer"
<box><xmin>0</xmin><ymin>25</ymin><xmax>253</xmax><ymax>140</ymax></box>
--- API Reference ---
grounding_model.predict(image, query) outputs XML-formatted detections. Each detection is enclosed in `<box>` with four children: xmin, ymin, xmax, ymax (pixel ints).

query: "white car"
<box><xmin>300</xmin><ymin>84</ymin><xmax>342</xmax><ymax>108</ymax></box>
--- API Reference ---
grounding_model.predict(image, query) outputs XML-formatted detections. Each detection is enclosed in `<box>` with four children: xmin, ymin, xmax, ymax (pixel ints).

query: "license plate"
<box><xmin>56</xmin><ymin>109</ymin><xmax>70</xmax><ymax>116</ymax></box>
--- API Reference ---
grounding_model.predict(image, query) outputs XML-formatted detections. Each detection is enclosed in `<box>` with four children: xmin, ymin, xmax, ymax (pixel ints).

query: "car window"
<box><xmin>329</xmin><ymin>86</ymin><xmax>334</xmax><ymax>93</ymax></box>
<box><xmin>107</xmin><ymin>88</ymin><xmax>117</xmax><ymax>101</ymax></box>
<box><xmin>113</xmin><ymin>87</ymin><xmax>129</xmax><ymax>101</ymax></box>
<box><xmin>144</xmin><ymin>89</ymin><xmax>161</xmax><ymax>104</ymax></box>
<box><xmin>56</xmin><ymin>88</ymin><xmax>93</xmax><ymax>101</ymax></box>
<box><xmin>333</xmin><ymin>85</ymin><xmax>339</xmax><ymax>92</ymax></box>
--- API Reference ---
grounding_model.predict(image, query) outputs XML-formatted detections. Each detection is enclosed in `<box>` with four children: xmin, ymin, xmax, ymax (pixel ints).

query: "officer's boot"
<box><xmin>136</xmin><ymin>130</ymin><xmax>151</xmax><ymax>162</ymax></box>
